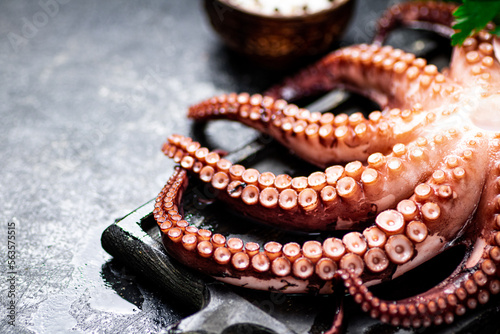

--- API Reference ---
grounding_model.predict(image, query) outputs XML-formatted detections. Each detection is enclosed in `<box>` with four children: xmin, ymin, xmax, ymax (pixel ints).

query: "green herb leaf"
<box><xmin>451</xmin><ymin>0</ymin><xmax>500</xmax><ymax>46</ymax></box>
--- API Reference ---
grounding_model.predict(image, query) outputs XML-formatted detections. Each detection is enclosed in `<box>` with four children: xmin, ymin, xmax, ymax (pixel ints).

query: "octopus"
<box><xmin>154</xmin><ymin>1</ymin><xmax>500</xmax><ymax>330</ymax></box>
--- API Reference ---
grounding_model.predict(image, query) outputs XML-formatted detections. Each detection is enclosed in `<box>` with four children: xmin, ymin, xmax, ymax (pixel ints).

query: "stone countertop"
<box><xmin>0</xmin><ymin>0</ymin><xmax>393</xmax><ymax>333</ymax></box>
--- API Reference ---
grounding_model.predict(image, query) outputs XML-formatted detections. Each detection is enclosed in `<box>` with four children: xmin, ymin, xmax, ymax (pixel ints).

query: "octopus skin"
<box><xmin>374</xmin><ymin>1</ymin><xmax>458</xmax><ymax>45</ymax></box>
<box><xmin>155</xmin><ymin>1</ymin><xmax>500</xmax><ymax>329</ymax></box>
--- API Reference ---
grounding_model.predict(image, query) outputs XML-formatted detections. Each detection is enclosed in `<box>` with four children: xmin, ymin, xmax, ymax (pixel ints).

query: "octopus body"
<box><xmin>155</xmin><ymin>2</ymin><xmax>500</xmax><ymax>330</ymax></box>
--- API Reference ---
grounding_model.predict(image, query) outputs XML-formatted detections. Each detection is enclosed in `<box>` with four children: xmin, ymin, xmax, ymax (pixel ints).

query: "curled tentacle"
<box><xmin>162</xmin><ymin>132</ymin><xmax>481</xmax><ymax>231</ymax></box>
<box><xmin>340</xmin><ymin>136</ymin><xmax>500</xmax><ymax>328</ymax></box>
<box><xmin>340</xmin><ymin>232</ymin><xmax>500</xmax><ymax>328</ymax></box>
<box><xmin>155</xmin><ymin>131</ymin><xmax>498</xmax><ymax>328</ymax></box>
<box><xmin>372</xmin><ymin>1</ymin><xmax>500</xmax><ymax>87</ymax></box>
<box><xmin>374</xmin><ymin>1</ymin><xmax>458</xmax><ymax>45</ymax></box>
<box><xmin>263</xmin><ymin>43</ymin><xmax>457</xmax><ymax>109</ymax></box>
<box><xmin>155</xmin><ymin>167</ymin><xmax>335</xmax><ymax>293</ymax></box>
<box><xmin>188</xmin><ymin>92</ymin><xmax>459</xmax><ymax>166</ymax></box>
<box><xmin>156</xmin><ymin>132</ymin><xmax>488</xmax><ymax>290</ymax></box>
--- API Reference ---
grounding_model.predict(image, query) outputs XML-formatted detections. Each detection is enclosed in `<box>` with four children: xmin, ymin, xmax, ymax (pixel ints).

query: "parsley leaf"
<box><xmin>451</xmin><ymin>0</ymin><xmax>500</xmax><ymax>46</ymax></box>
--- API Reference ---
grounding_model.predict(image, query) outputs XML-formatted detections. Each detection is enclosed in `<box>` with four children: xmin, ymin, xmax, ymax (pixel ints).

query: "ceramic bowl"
<box><xmin>204</xmin><ymin>0</ymin><xmax>355</xmax><ymax>69</ymax></box>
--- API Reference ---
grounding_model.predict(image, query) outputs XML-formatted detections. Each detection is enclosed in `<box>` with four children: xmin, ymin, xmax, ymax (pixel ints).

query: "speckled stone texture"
<box><xmin>0</xmin><ymin>0</ymin><xmax>390</xmax><ymax>333</ymax></box>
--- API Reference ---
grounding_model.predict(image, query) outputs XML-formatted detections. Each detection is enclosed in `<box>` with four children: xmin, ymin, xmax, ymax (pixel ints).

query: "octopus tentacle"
<box><xmin>339</xmin><ymin>250</ymin><xmax>500</xmax><ymax>329</ymax></box>
<box><xmin>389</xmin><ymin>132</ymin><xmax>489</xmax><ymax>275</ymax></box>
<box><xmin>338</xmin><ymin>134</ymin><xmax>497</xmax><ymax>328</ymax></box>
<box><xmin>373</xmin><ymin>1</ymin><xmax>500</xmax><ymax>85</ymax></box>
<box><xmin>155</xmin><ymin>130</ymin><xmax>487</xmax><ymax>289</ymax></box>
<box><xmin>449</xmin><ymin>30</ymin><xmax>500</xmax><ymax>86</ymax></box>
<box><xmin>373</xmin><ymin>1</ymin><xmax>458</xmax><ymax>45</ymax></box>
<box><xmin>155</xmin><ymin>167</ymin><xmax>335</xmax><ymax>293</ymax></box>
<box><xmin>162</xmin><ymin>131</ymin><xmax>478</xmax><ymax>231</ymax></box>
<box><xmin>155</xmin><ymin>130</ymin><xmax>490</xmax><ymax>287</ymax></box>
<box><xmin>341</xmin><ymin>172</ymin><xmax>500</xmax><ymax>328</ymax></box>
<box><xmin>154</xmin><ymin>133</ymin><xmax>498</xmax><ymax>326</ymax></box>
<box><xmin>156</xmin><ymin>167</ymin><xmax>376</xmax><ymax>293</ymax></box>
<box><xmin>264</xmin><ymin>43</ymin><xmax>455</xmax><ymax>109</ymax></box>
<box><xmin>188</xmin><ymin>92</ymin><xmax>458</xmax><ymax>166</ymax></box>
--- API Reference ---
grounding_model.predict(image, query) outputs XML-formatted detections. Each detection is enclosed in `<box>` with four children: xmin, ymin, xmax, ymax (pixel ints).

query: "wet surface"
<box><xmin>1</xmin><ymin>0</ymin><xmax>490</xmax><ymax>333</ymax></box>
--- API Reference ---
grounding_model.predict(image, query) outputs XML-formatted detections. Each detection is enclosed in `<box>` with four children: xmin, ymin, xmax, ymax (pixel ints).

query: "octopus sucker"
<box><xmin>163</xmin><ymin>129</ymin><xmax>480</xmax><ymax>232</ymax></box>
<box><xmin>155</xmin><ymin>1</ymin><xmax>500</xmax><ymax>329</ymax></box>
<box><xmin>340</xmin><ymin>258</ymin><xmax>500</xmax><ymax>328</ymax></box>
<box><xmin>190</xmin><ymin>49</ymin><xmax>458</xmax><ymax>165</ymax></box>
<box><xmin>156</xmin><ymin>164</ymin><xmax>500</xmax><ymax>326</ymax></box>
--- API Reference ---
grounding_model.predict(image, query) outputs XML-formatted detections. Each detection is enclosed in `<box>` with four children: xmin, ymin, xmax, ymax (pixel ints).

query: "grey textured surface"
<box><xmin>0</xmin><ymin>0</ymin><xmax>396</xmax><ymax>333</ymax></box>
